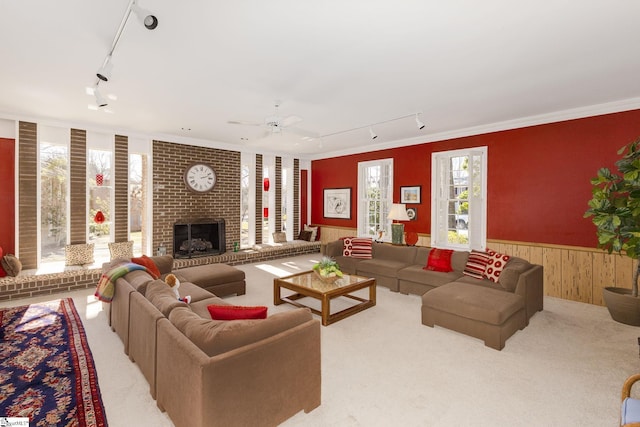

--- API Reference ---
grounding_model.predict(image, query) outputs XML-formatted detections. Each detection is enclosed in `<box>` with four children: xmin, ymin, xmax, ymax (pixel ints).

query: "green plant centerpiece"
<box><xmin>312</xmin><ymin>256</ymin><xmax>344</xmax><ymax>283</ymax></box>
<box><xmin>585</xmin><ymin>136</ymin><xmax>640</xmax><ymax>325</ymax></box>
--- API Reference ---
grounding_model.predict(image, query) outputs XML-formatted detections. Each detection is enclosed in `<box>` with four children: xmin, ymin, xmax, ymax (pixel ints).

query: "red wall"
<box><xmin>0</xmin><ymin>138</ymin><xmax>15</xmax><ymax>253</ymax></box>
<box><xmin>311</xmin><ymin>109</ymin><xmax>640</xmax><ymax>248</ymax></box>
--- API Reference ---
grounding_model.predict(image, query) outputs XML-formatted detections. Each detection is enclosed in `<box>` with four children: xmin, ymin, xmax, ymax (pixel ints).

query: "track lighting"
<box><xmin>316</xmin><ymin>112</ymin><xmax>426</xmax><ymax>141</ymax></box>
<box><xmin>96</xmin><ymin>59</ymin><xmax>113</xmax><ymax>82</ymax></box>
<box><xmin>95</xmin><ymin>88</ymin><xmax>108</xmax><ymax>108</ymax></box>
<box><xmin>131</xmin><ymin>2</ymin><xmax>159</xmax><ymax>30</ymax></box>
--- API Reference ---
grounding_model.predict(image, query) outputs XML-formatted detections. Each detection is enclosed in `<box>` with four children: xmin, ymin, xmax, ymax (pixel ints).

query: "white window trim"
<box><xmin>357</xmin><ymin>158</ymin><xmax>393</xmax><ymax>240</ymax></box>
<box><xmin>431</xmin><ymin>147</ymin><xmax>487</xmax><ymax>251</ymax></box>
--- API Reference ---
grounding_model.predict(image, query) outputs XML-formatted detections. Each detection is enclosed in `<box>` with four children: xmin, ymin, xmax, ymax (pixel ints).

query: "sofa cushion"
<box><xmin>146</xmin><ymin>280</ymin><xmax>190</xmax><ymax>317</ymax></box>
<box><xmin>343</xmin><ymin>237</ymin><xmax>373</xmax><ymax>259</ymax></box>
<box><xmin>304</xmin><ymin>224</ymin><xmax>319</xmax><ymax>242</ymax></box>
<box><xmin>173</xmin><ymin>264</ymin><xmax>245</xmax><ymax>290</ymax></box>
<box><xmin>412</xmin><ymin>247</ymin><xmax>431</xmax><ymax>266</ymax></box>
<box><xmin>132</xmin><ymin>255</ymin><xmax>161</xmax><ymax>279</ymax></box>
<box><xmin>207</xmin><ymin>305</ymin><xmax>268</xmax><ymax>320</ymax></box>
<box><xmin>190</xmin><ymin>296</ymin><xmax>230</xmax><ymax>319</ymax></box>
<box><xmin>397</xmin><ymin>264</ymin><xmax>463</xmax><ymax>288</ymax></box>
<box><xmin>453</xmin><ymin>275</ymin><xmax>504</xmax><ymax>291</ymax></box>
<box><xmin>484</xmin><ymin>250</ymin><xmax>511</xmax><ymax>282</ymax></box>
<box><xmin>124</xmin><ymin>269</ymin><xmax>156</xmax><ymax>294</ymax></box>
<box><xmin>422</xmin><ymin>282</ymin><xmax>524</xmax><ymax>325</ymax></box>
<box><xmin>424</xmin><ymin>248</ymin><xmax>454</xmax><ymax>272</ymax></box>
<box><xmin>298</xmin><ymin>230</ymin><xmax>313</xmax><ymax>241</ymax></box>
<box><xmin>498</xmin><ymin>257</ymin><xmax>532</xmax><ymax>292</ymax></box>
<box><xmin>169</xmin><ymin>307</ymin><xmax>313</xmax><ymax>356</ymax></box>
<box><xmin>150</xmin><ymin>255</ymin><xmax>174</xmax><ymax>276</ymax></box>
<box><xmin>372</xmin><ymin>242</ymin><xmax>416</xmax><ymax>262</ymax></box>
<box><xmin>358</xmin><ymin>258</ymin><xmax>413</xmax><ymax>277</ymax></box>
<box><xmin>451</xmin><ymin>250</ymin><xmax>470</xmax><ymax>272</ymax></box>
<box><xmin>333</xmin><ymin>255</ymin><xmax>363</xmax><ymax>275</ymax></box>
<box><xmin>463</xmin><ymin>250</ymin><xmax>490</xmax><ymax>279</ymax></box>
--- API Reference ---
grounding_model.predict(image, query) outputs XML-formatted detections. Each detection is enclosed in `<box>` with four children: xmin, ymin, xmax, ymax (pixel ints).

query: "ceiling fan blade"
<box><xmin>280</xmin><ymin>115</ymin><xmax>303</xmax><ymax>128</ymax></box>
<box><xmin>227</xmin><ymin>120</ymin><xmax>262</xmax><ymax>126</ymax></box>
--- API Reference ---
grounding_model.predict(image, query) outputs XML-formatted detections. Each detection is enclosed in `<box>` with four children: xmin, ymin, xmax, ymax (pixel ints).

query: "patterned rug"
<box><xmin>0</xmin><ymin>298</ymin><xmax>107</xmax><ymax>426</ymax></box>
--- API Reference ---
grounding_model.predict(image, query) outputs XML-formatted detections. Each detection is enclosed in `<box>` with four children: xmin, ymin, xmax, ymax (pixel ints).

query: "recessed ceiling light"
<box><xmin>85</xmin><ymin>87</ymin><xmax>95</xmax><ymax>95</ymax></box>
<box><xmin>88</xmin><ymin>104</ymin><xmax>98</xmax><ymax>111</ymax></box>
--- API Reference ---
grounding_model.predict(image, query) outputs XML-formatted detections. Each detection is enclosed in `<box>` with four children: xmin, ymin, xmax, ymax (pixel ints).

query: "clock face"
<box><xmin>184</xmin><ymin>163</ymin><xmax>217</xmax><ymax>193</ymax></box>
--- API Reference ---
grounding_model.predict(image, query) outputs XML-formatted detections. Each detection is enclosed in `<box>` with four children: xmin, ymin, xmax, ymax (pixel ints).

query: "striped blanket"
<box><xmin>95</xmin><ymin>262</ymin><xmax>152</xmax><ymax>302</ymax></box>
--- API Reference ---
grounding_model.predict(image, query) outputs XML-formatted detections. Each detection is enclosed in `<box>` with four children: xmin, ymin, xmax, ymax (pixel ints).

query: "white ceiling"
<box><xmin>1</xmin><ymin>1</ymin><xmax>640</xmax><ymax>158</ymax></box>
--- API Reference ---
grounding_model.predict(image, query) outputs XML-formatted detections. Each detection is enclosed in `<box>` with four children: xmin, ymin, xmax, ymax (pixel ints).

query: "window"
<box><xmin>431</xmin><ymin>147</ymin><xmax>487</xmax><ymax>250</ymax></box>
<box><xmin>129</xmin><ymin>153</ymin><xmax>147</xmax><ymax>256</ymax></box>
<box><xmin>39</xmin><ymin>126</ymin><xmax>69</xmax><ymax>266</ymax></box>
<box><xmin>357</xmin><ymin>159</ymin><xmax>393</xmax><ymax>240</ymax></box>
<box><xmin>88</xmin><ymin>148</ymin><xmax>113</xmax><ymax>261</ymax></box>
<box><xmin>240</xmin><ymin>152</ymin><xmax>254</xmax><ymax>249</ymax></box>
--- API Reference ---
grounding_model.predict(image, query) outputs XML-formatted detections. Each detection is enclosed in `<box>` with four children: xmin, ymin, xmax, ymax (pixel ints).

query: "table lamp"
<box><xmin>388</xmin><ymin>203</ymin><xmax>410</xmax><ymax>245</ymax></box>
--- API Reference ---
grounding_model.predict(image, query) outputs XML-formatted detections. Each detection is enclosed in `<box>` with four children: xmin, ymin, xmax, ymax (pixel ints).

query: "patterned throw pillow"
<box><xmin>108</xmin><ymin>241</ymin><xmax>134</xmax><ymax>260</ymax></box>
<box><xmin>342</xmin><ymin>237</ymin><xmax>373</xmax><ymax>259</ymax></box>
<box><xmin>304</xmin><ymin>225</ymin><xmax>319</xmax><ymax>242</ymax></box>
<box><xmin>1</xmin><ymin>254</ymin><xmax>22</xmax><ymax>277</ymax></box>
<box><xmin>272</xmin><ymin>232</ymin><xmax>287</xmax><ymax>243</ymax></box>
<box><xmin>484</xmin><ymin>249</ymin><xmax>511</xmax><ymax>282</ymax></box>
<box><xmin>463</xmin><ymin>249</ymin><xmax>491</xmax><ymax>279</ymax></box>
<box><xmin>65</xmin><ymin>243</ymin><xmax>95</xmax><ymax>266</ymax></box>
<box><xmin>297</xmin><ymin>230</ymin><xmax>313</xmax><ymax>241</ymax></box>
<box><xmin>424</xmin><ymin>248</ymin><xmax>454</xmax><ymax>272</ymax></box>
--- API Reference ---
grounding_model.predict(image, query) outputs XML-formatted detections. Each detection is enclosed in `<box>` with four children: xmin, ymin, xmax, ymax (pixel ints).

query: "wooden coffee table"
<box><xmin>274</xmin><ymin>271</ymin><xmax>376</xmax><ymax>326</ymax></box>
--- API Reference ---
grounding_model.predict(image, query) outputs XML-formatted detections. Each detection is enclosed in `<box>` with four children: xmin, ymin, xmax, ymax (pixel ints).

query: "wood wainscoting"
<box><xmin>318</xmin><ymin>225</ymin><xmax>633</xmax><ymax>307</ymax></box>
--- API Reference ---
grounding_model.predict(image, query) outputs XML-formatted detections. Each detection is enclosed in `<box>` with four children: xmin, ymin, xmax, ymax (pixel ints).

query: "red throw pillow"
<box><xmin>207</xmin><ymin>305</ymin><xmax>268</xmax><ymax>320</ymax></box>
<box><xmin>131</xmin><ymin>255</ymin><xmax>160</xmax><ymax>279</ymax></box>
<box><xmin>0</xmin><ymin>246</ymin><xmax>6</xmax><ymax>278</ymax></box>
<box><xmin>342</xmin><ymin>237</ymin><xmax>373</xmax><ymax>259</ymax></box>
<box><xmin>424</xmin><ymin>248</ymin><xmax>454</xmax><ymax>272</ymax></box>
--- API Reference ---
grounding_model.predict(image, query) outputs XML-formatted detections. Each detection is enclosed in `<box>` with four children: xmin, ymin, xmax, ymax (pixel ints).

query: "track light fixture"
<box><xmin>89</xmin><ymin>0</ymin><xmax>158</xmax><ymax>110</ymax></box>
<box><xmin>96</xmin><ymin>58</ymin><xmax>113</xmax><ymax>82</ymax></box>
<box><xmin>131</xmin><ymin>2</ymin><xmax>159</xmax><ymax>30</ymax></box>
<box><xmin>316</xmin><ymin>112</ymin><xmax>426</xmax><ymax>141</ymax></box>
<box><xmin>94</xmin><ymin>88</ymin><xmax>108</xmax><ymax>108</ymax></box>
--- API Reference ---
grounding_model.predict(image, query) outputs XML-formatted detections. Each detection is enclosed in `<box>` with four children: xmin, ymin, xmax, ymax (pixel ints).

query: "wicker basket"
<box><xmin>313</xmin><ymin>269</ymin><xmax>341</xmax><ymax>284</ymax></box>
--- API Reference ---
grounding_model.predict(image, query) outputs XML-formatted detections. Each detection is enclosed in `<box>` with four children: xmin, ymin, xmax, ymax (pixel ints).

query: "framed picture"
<box><xmin>400</xmin><ymin>186</ymin><xmax>421</xmax><ymax>204</ymax></box>
<box><xmin>324</xmin><ymin>188</ymin><xmax>351</xmax><ymax>219</ymax></box>
<box><xmin>406</xmin><ymin>207</ymin><xmax>417</xmax><ymax>221</ymax></box>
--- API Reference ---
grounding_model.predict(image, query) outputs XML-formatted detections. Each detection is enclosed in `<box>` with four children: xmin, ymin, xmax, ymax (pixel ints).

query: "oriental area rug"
<box><xmin>0</xmin><ymin>298</ymin><xmax>107</xmax><ymax>426</ymax></box>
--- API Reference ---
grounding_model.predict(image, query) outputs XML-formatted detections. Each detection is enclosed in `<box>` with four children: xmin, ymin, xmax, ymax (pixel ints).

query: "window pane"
<box><xmin>88</xmin><ymin>149</ymin><xmax>112</xmax><ymax>261</ymax></box>
<box><xmin>240</xmin><ymin>164</ymin><xmax>250</xmax><ymax>248</ymax></box>
<box><xmin>129</xmin><ymin>153</ymin><xmax>145</xmax><ymax>256</ymax></box>
<box><xmin>40</xmin><ymin>142</ymin><xmax>68</xmax><ymax>263</ymax></box>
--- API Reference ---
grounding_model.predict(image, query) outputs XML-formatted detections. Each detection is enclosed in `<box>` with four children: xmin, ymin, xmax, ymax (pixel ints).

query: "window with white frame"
<box><xmin>357</xmin><ymin>159</ymin><xmax>393</xmax><ymax>240</ymax></box>
<box><xmin>431</xmin><ymin>147</ymin><xmax>487</xmax><ymax>250</ymax></box>
<box><xmin>240</xmin><ymin>152</ymin><xmax>255</xmax><ymax>249</ymax></box>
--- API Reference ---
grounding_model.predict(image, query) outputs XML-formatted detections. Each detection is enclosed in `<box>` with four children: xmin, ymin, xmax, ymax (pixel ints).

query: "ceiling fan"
<box><xmin>228</xmin><ymin>102</ymin><xmax>315</xmax><ymax>138</ymax></box>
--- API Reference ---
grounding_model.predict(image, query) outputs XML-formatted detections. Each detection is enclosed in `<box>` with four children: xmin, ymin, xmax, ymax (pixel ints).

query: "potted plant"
<box><xmin>585</xmin><ymin>136</ymin><xmax>640</xmax><ymax>326</ymax></box>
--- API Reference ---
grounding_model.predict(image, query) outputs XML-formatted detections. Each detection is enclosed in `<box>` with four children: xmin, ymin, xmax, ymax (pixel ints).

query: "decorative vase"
<box><xmin>263</xmin><ymin>207</ymin><xmax>268</xmax><ymax>218</ymax></box>
<box><xmin>94</xmin><ymin>211</ymin><xmax>105</xmax><ymax>224</ymax></box>
<box><xmin>405</xmin><ymin>231</ymin><xmax>418</xmax><ymax>246</ymax></box>
<box><xmin>603</xmin><ymin>287</ymin><xmax>640</xmax><ymax>326</ymax></box>
<box><xmin>96</xmin><ymin>174</ymin><xmax>103</xmax><ymax>186</ymax></box>
<box><xmin>263</xmin><ymin>177</ymin><xmax>270</xmax><ymax>192</ymax></box>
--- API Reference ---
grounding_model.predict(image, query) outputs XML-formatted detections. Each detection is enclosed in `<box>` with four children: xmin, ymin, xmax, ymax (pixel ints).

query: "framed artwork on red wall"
<box><xmin>323</xmin><ymin>188</ymin><xmax>351</xmax><ymax>219</ymax></box>
<box><xmin>400</xmin><ymin>186</ymin><xmax>421</xmax><ymax>204</ymax></box>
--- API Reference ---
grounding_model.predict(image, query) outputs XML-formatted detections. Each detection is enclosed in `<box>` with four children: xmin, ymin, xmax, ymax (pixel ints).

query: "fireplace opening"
<box><xmin>173</xmin><ymin>219</ymin><xmax>226</xmax><ymax>258</ymax></box>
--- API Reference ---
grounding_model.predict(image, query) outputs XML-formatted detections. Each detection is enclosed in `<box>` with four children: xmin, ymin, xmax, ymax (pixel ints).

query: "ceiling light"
<box><xmin>96</xmin><ymin>59</ymin><xmax>113</xmax><ymax>82</ymax></box>
<box><xmin>95</xmin><ymin>88</ymin><xmax>108</xmax><ymax>108</ymax></box>
<box><xmin>369</xmin><ymin>127</ymin><xmax>378</xmax><ymax>140</ymax></box>
<box><xmin>131</xmin><ymin>2</ymin><xmax>158</xmax><ymax>30</ymax></box>
<box><xmin>415</xmin><ymin>113</ymin><xmax>425</xmax><ymax>130</ymax></box>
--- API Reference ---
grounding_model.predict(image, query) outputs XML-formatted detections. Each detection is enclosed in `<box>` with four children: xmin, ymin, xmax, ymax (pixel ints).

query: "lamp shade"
<box><xmin>388</xmin><ymin>203</ymin><xmax>410</xmax><ymax>221</ymax></box>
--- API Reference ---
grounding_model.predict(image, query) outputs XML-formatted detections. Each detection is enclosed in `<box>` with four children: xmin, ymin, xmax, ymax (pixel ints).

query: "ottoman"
<box><xmin>421</xmin><ymin>282</ymin><xmax>527</xmax><ymax>350</ymax></box>
<box><xmin>174</xmin><ymin>263</ymin><xmax>246</xmax><ymax>297</ymax></box>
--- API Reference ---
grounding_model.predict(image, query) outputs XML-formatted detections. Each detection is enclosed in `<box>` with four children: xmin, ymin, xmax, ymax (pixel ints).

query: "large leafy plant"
<box><xmin>585</xmin><ymin>137</ymin><xmax>640</xmax><ymax>297</ymax></box>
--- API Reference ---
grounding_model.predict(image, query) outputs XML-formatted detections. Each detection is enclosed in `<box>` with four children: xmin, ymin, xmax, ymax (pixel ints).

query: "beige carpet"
<box><xmin>2</xmin><ymin>254</ymin><xmax>638</xmax><ymax>426</ymax></box>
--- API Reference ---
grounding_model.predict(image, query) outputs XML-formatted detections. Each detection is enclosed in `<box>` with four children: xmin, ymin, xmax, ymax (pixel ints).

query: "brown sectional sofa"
<box><xmin>103</xmin><ymin>257</ymin><xmax>321</xmax><ymax>427</ymax></box>
<box><xmin>324</xmin><ymin>240</ymin><xmax>543</xmax><ymax>350</ymax></box>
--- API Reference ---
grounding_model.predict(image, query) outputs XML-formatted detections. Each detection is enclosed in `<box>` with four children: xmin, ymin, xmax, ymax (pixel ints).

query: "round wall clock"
<box><xmin>184</xmin><ymin>162</ymin><xmax>217</xmax><ymax>193</ymax></box>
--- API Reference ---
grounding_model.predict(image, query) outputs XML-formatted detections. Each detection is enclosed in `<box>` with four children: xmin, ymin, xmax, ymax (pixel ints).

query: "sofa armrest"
<box><xmin>513</xmin><ymin>264</ymin><xmax>544</xmax><ymax>320</ymax></box>
<box><xmin>156</xmin><ymin>316</ymin><xmax>321</xmax><ymax>427</ymax></box>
